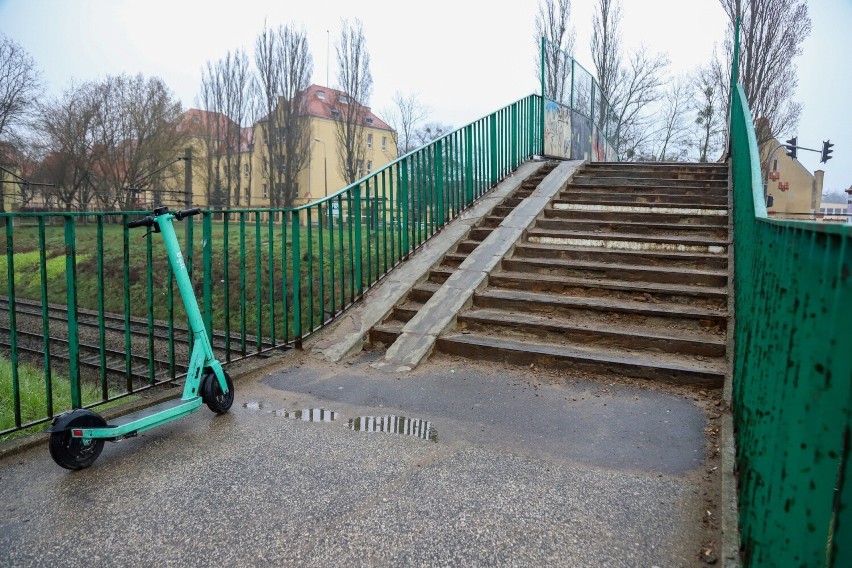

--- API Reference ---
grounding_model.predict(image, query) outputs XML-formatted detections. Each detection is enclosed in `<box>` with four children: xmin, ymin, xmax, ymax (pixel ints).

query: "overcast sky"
<box><xmin>1</xmin><ymin>0</ymin><xmax>848</xmax><ymax>193</ymax></box>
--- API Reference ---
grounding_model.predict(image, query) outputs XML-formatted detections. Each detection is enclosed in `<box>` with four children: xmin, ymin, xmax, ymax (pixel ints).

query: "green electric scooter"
<box><xmin>47</xmin><ymin>206</ymin><xmax>234</xmax><ymax>470</ymax></box>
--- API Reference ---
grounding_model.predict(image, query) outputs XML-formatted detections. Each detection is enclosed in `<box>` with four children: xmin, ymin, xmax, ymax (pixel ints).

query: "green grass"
<box><xmin>0</xmin><ymin>219</ymin><xmax>408</xmax><ymax>341</ymax></box>
<box><xmin>0</xmin><ymin>355</ymin><xmax>135</xmax><ymax>441</ymax></box>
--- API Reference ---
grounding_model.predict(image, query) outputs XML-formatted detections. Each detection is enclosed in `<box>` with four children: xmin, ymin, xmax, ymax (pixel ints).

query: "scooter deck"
<box><xmin>74</xmin><ymin>397</ymin><xmax>203</xmax><ymax>441</ymax></box>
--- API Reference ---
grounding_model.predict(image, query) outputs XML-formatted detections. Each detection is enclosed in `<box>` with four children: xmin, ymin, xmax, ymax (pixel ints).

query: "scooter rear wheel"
<box><xmin>49</xmin><ymin>411</ymin><xmax>106</xmax><ymax>470</ymax></box>
<box><xmin>202</xmin><ymin>371</ymin><xmax>234</xmax><ymax>414</ymax></box>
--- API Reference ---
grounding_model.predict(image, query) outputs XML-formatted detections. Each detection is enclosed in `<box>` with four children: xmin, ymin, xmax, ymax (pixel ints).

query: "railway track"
<box><xmin>0</xmin><ymin>295</ymin><xmax>284</xmax><ymax>386</ymax></box>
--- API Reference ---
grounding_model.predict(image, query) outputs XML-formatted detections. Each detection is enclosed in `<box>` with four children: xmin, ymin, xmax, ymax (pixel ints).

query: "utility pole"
<box><xmin>184</xmin><ymin>147</ymin><xmax>192</xmax><ymax>244</ymax></box>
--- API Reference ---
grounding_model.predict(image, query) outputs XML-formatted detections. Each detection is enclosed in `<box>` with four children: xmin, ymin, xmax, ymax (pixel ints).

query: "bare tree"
<box><xmin>201</xmin><ymin>49</ymin><xmax>253</xmax><ymax>208</ymax></box>
<box><xmin>717</xmin><ymin>0</ymin><xmax>811</xmax><ymax>149</ymax></box>
<box><xmin>652</xmin><ymin>76</ymin><xmax>691</xmax><ymax>161</ymax></box>
<box><xmin>590</xmin><ymin>0</ymin><xmax>669</xmax><ymax>160</ymax></box>
<box><xmin>536</xmin><ymin>0</ymin><xmax>576</xmax><ymax>104</ymax></box>
<box><xmin>89</xmin><ymin>74</ymin><xmax>185</xmax><ymax>210</ymax></box>
<box><xmin>692</xmin><ymin>62</ymin><xmax>726</xmax><ymax>162</ymax></box>
<box><xmin>334</xmin><ymin>18</ymin><xmax>373</xmax><ymax>185</ymax></box>
<box><xmin>254</xmin><ymin>22</ymin><xmax>313</xmax><ymax>208</ymax></box>
<box><xmin>34</xmin><ymin>82</ymin><xmax>100</xmax><ymax>211</ymax></box>
<box><xmin>383</xmin><ymin>91</ymin><xmax>429</xmax><ymax>155</ymax></box>
<box><xmin>413</xmin><ymin>122</ymin><xmax>453</xmax><ymax>147</ymax></box>
<box><xmin>0</xmin><ymin>33</ymin><xmax>41</xmax><ymax>144</ymax></box>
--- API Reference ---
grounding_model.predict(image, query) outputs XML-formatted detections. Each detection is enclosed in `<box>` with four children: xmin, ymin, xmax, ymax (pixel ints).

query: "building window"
<box><xmin>262</xmin><ymin>183</ymin><xmax>268</xmax><ymax>199</ymax></box>
<box><xmin>331</xmin><ymin>109</ymin><xmax>340</xmax><ymax>118</ymax></box>
<box><xmin>381</xmin><ymin>136</ymin><xmax>387</xmax><ymax>151</ymax></box>
<box><xmin>358</xmin><ymin>160</ymin><xmax>364</xmax><ymax>175</ymax></box>
<box><xmin>244</xmin><ymin>163</ymin><xmax>249</xmax><ymax>176</ymax></box>
<box><xmin>773</xmin><ymin>159</ymin><xmax>778</xmax><ymax>172</ymax></box>
<box><xmin>245</xmin><ymin>188</ymin><xmax>250</xmax><ymax>202</ymax></box>
<box><xmin>317</xmin><ymin>91</ymin><xmax>326</xmax><ymax>100</ymax></box>
<box><xmin>820</xmin><ymin>207</ymin><xmax>826</xmax><ymax>213</ymax></box>
<box><xmin>339</xmin><ymin>95</ymin><xmax>349</xmax><ymax>104</ymax></box>
<box><xmin>367</xmin><ymin>133</ymin><xmax>373</xmax><ymax>149</ymax></box>
<box><xmin>365</xmin><ymin>116</ymin><xmax>374</xmax><ymax>124</ymax></box>
<box><xmin>367</xmin><ymin>160</ymin><xmax>372</xmax><ymax>174</ymax></box>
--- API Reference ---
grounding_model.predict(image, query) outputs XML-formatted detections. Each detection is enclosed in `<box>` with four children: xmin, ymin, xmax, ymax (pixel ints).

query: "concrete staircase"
<box><xmin>369</xmin><ymin>161</ymin><xmax>560</xmax><ymax>347</ymax></box>
<box><xmin>435</xmin><ymin>162</ymin><xmax>730</xmax><ymax>387</ymax></box>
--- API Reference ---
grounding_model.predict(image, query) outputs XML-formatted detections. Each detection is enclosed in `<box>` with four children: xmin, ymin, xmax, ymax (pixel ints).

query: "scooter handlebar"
<box><xmin>174</xmin><ymin>208</ymin><xmax>201</xmax><ymax>220</ymax></box>
<box><xmin>127</xmin><ymin>216</ymin><xmax>154</xmax><ymax>229</ymax></box>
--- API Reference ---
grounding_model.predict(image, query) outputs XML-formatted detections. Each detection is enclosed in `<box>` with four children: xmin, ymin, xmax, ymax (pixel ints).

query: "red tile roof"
<box><xmin>302</xmin><ymin>84</ymin><xmax>393</xmax><ymax>131</ymax></box>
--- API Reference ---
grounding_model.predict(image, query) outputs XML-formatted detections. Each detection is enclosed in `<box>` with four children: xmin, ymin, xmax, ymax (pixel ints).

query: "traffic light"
<box><xmin>821</xmin><ymin>140</ymin><xmax>834</xmax><ymax>163</ymax></box>
<box><xmin>785</xmin><ymin>137</ymin><xmax>798</xmax><ymax>159</ymax></box>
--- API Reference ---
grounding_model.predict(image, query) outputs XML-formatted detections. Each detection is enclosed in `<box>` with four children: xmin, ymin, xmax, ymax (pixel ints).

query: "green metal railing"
<box><xmin>0</xmin><ymin>94</ymin><xmax>542</xmax><ymax>436</ymax></box>
<box><xmin>730</xmin><ymin>83</ymin><xmax>852</xmax><ymax>566</ymax></box>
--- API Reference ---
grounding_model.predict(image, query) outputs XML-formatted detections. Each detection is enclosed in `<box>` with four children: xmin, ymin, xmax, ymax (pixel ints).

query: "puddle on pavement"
<box><xmin>275</xmin><ymin>408</ymin><xmax>338</xmax><ymax>422</ymax></box>
<box><xmin>347</xmin><ymin>415</ymin><xmax>438</xmax><ymax>443</ymax></box>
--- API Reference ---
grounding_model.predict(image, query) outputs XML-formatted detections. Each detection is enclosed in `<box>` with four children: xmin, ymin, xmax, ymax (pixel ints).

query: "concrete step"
<box><xmin>583</xmin><ymin>163</ymin><xmax>728</xmax><ymax>177</ymax></box>
<box><xmin>543</xmin><ymin>207</ymin><xmax>728</xmax><ymax>226</ymax></box>
<box><xmin>487</xmin><ymin>270</ymin><xmax>727</xmax><ymax>309</ymax></box>
<box><xmin>559</xmin><ymin>191</ymin><xmax>728</xmax><ymax>206</ymax></box>
<box><xmin>525</xmin><ymin>228</ymin><xmax>728</xmax><ymax>253</ymax></box>
<box><xmin>562</xmin><ymin>183</ymin><xmax>728</xmax><ymax>197</ymax></box>
<box><xmin>534</xmin><ymin>218</ymin><xmax>728</xmax><ymax>239</ymax></box>
<box><xmin>409</xmin><ymin>281</ymin><xmax>440</xmax><ymax>304</ymax></box>
<box><xmin>553</xmin><ymin>197</ymin><xmax>729</xmax><ymax>211</ymax></box>
<box><xmin>501</xmin><ymin>256</ymin><xmax>728</xmax><ymax>287</ymax></box>
<box><xmin>455</xmin><ymin>240</ymin><xmax>481</xmax><ymax>254</ymax></box>
<box><xmin>568</xmin><ymin>178</ymin><xmax>728</xmax><ymax>190</ymax></box>
<box><xmin>435</xmin><ymin>333</ymin><xmax>725</xmax><ymax>386</ymax></box>
<box><xmin>456</xmin><ymin>308</ymin><xmax>726</xmax><ymax>357</ymax></box>
<box><xmin>429</xmin><ymin>266</ymin><xmax>455</xmax><ymax>284</ymax></box>
<box><xmin>512</xmin><ymin>242</ymin><xmax>729</xmax><ymax>270</ymax></box>
<box><xmin>473</xmin><ymin>288</ymin><xmax>727</xmax><ymax>332</ymax></box>
<box><xmin>369</xmin><ymin>321</ymin><xmax>403</xmax><ymax>347</ymax></box>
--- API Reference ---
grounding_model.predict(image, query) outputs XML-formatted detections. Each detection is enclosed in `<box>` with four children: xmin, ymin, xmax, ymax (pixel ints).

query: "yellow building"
<box><xmin>162</xmin><ymin>85</ymin><xmax>397</xmax><ymax>220</ymax></box>
<box><xmin>762</xmin><ymin>137</ymin><xmax>824</xmax><ymax>220</ymax></box>
<box><xmin>299</xmin><ymin>84</ymin><xmax>397</xmax><ymax>206</ymax></box>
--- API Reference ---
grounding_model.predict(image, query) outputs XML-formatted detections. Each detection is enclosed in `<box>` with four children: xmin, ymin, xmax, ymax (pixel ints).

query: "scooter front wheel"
<box><xmin>49</xmin><ymin>410</ymin><xmax>106</xmax><ymax>470</ymax></box>
<box><xmin>202</xmin><ymin>371</ymin><xmax>234</xmax><ymax>414</ymax></box>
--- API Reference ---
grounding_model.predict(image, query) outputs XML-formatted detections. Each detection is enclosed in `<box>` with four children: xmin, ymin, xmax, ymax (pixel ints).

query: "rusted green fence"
<box><xmin>730</xmin><ymin>83</ymin><xmax>852</xmax><ymax>566</ymax></box>
<box><xmin>0</xmin><ymin>94</ymin><xmax>542</xmax><ymax>436</ymax></box>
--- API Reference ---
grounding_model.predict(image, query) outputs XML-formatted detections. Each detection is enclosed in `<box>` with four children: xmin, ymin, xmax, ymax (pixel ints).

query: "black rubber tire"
<box><xmin>202</xmin><ymin>371</ymin><xmax>234</xmax><ymax>414</ymax></box>
<box><xmin>49</xmin><ymin>411</ymin><xmax>106</xmax><ymax>470</ymax></box>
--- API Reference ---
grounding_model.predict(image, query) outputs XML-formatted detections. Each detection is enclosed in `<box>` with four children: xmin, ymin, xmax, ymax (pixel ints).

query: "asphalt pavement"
<box><xmin>0</xmin><ymin>347</ymin><xmax>717</xmax><ymax>567</ymax></box>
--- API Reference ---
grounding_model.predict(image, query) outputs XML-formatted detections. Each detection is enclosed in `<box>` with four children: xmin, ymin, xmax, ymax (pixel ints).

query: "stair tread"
<box><xmin>515</xmin><ymin>242</ymin><xmax>727</xmax><ymax>260</ymax></box>
<box><xmin>526</xmin><ymin>228</ymin><xmax>729</xmax><ymax>246</ymax></box>
<box><xmin>554</xmin><ymin>198</ymin><xmax>728</xmax><ymax>210</ymax></box>
<box><xmin>460</xmin><ymin>308</ymin><xmax>725</xmax><ymax>345</ymax></box>
<box><xmin>439</xmin><ymin>333</ymin><xmax>726</xmax><ymax>376</ymax></box>
<box><xmin>506</xmin><ymin>255</ymin><xmax>727</xmax><ymax>277</ymax></box>
<box><xmin>490</xmin><ymin>270</ymin><xmax>728</xmax><ymax>297</ymax></box>
<box><xmin>476</xmin><ymin>288</ymin><xmax>727</xmax><ymax>318</ymax></box>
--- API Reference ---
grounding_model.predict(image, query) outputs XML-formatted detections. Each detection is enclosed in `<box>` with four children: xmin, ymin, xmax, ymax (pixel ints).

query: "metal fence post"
<box><xmin>353</xmin><ymin>183</ymin><xmax>363</xmax><ymax>296</ymax></box>
<box><xmin>400</xmin><ymin>160</ymin><xmax>410</xmax><ymax>254</ymax></box>
<box><xmin>64</xmin><ymin>216</ymin><xmax>82</xmax><ymax>409</ymax></box>
<box><xmin>291</xmin><ymin>210</ymin><xmax>302</xmax><ymax>348</ymax></box>
<box><xmin>435</xmin><ymin>139</ymin><xmax>445</xmax><ymax>226</ymax></box>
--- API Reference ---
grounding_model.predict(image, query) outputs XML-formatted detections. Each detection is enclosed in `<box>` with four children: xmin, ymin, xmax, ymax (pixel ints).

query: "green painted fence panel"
<box><xmin>730</xmin><ymin>84</ymin><xmax>852</xmax><ymax>567</ymax></box>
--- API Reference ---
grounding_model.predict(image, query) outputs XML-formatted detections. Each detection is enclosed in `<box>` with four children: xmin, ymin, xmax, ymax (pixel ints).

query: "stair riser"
<box><xmin>501</xmin><ymin>258</ymin><xmax>728</xmax><ymax>287</ymax></box>
<box><xmin>473</xmin><ymin>295</ymin><xmax>727</xmax><ymax>333</ymax></box>
<box><xmin>409</xmin><ymin>287</ymin><xmax>436</xmax><ymax>304</ymax></box>
<box><xmin>560</xmin><ymin>194</ymin><xmax>728</xmax><ymax>206</ymax></box>
<box><xmin>435</xmin><ymin>337</ymin><xmax>723</xmax><ymax>387</ymax></box>
<box><xmin>581</xmin><ymin>167</ymin><xmax>728</xmax><ymax>177</ymax></box>
<box><xmin>512</xmin><ymin>245</ymin><xmax>729</xmax><ymax>270</ymax></box>
<box><xmin>525</xmin><ymin>234</ymin><xmax>727</xmax><ymax>254</ymax></box>
<box><xmin>534</xmin><ymin>219</ymin><xmax>728</xmax><ymax>239</ymax></box>
<box><xmin>563</xmin><ymin>185</ymin><xmax>727</xmax><ymax>197</ymax></box>
<box><xmin>369</xmin><ymin>327</ymin><xmax>401</xmax><ymax>347</ymax></box>
<box><xmin>487</xmin><ymin>275</ymin><xmax>727</xmax><ymax>310</ymax></box>
<box><xmin>457</xmin><ymin>318</ymin><xmax>725</xmax><ymax>357</ymax></box>
<box><xmin>571</xmin><ymin>177</ymin><xmax>727</xmax><ymax>188</ymax></box>
<box><xmin>544</xmin><ymin>209</ymin><xmax>728</xmax><ymax>226</ymax></box>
